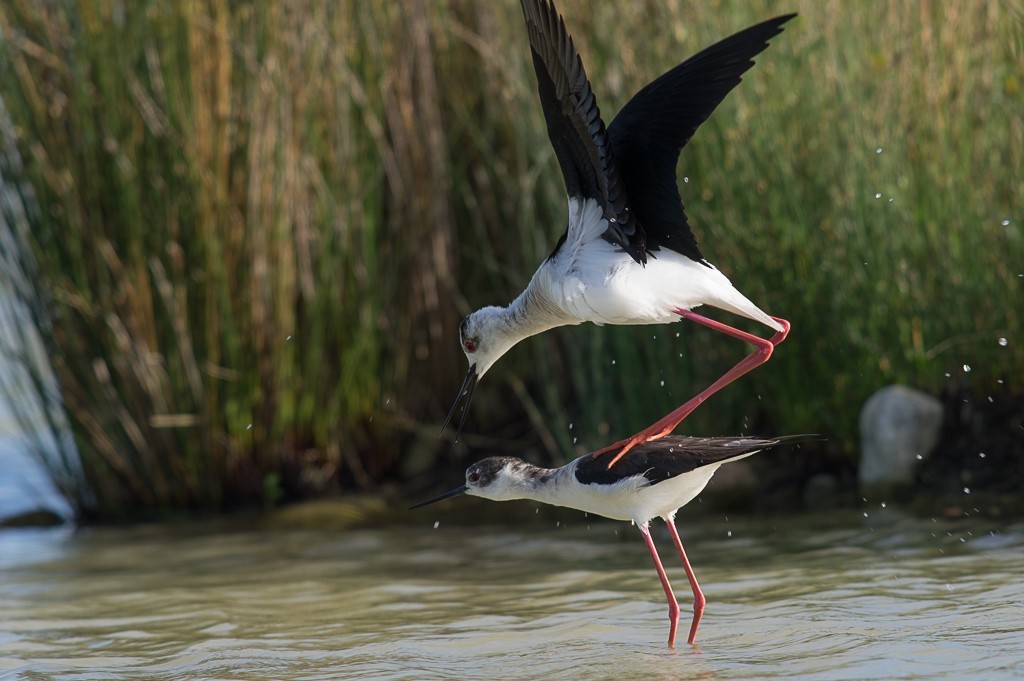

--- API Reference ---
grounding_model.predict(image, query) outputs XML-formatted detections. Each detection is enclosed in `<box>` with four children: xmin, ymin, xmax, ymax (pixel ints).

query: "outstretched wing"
<box><xmin>574</xmin><ymin>434</ymin><xmax>806</xmax><ymax>486</ymax></box>
<box><xmin>520</xmin><ymin>0</ymin><xmax>644</xmax><ymax>262</ymax></box>
<box><xmin>608</xmin><ymin>15</ymin><xmax>797</xmax><ymax>263</ymax></box>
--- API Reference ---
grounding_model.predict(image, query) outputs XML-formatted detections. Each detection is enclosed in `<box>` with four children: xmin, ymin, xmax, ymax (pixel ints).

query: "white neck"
<box><xmin>497</xmin><ymin>276</ymin><xmax>572</xmax><ymax>345</ymax></box>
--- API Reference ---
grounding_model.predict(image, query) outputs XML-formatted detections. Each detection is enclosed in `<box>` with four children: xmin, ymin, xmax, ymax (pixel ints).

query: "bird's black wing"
<box><xmin>607</xmin><ymin>14</ymin><xmax>796</xmax><ymax>263</ymax></box>
<box><xmin>520</xmin><ymin>0</ymin><xmax>644</xmax><ymax>262</ymax></box>
<box><xmin>574</xmin><ymin>435</ymin><xmax>802</xmax><ymax>486</ymax></box>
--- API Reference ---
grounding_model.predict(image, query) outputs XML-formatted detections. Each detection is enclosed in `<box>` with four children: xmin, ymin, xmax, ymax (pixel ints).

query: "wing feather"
<box><xmin>520</xmin><ymin>0</ymin><xmax>644</xmax><ymax>262</ymax></box>
<box><xmin>608</xmin><ymin>15</ymin><xmax>796</xmax><ymax>262</ymax></box>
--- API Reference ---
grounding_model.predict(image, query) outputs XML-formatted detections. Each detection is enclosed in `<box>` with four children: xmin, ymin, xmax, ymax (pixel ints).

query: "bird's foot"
<box><xmin>591</xmin><ymin>436</ymin><xmax>643</xmax><ymax>468</ymax></box>
<box><xmin>592</xmin><ymin>425</ymin><xmax>673</xmax><ymax>469</ymax></box>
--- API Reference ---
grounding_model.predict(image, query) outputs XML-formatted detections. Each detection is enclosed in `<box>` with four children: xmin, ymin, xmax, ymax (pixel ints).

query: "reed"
<box><xmin>0</xmin><ymin>0</ymin><xmax>1020</xmax><ymax>518</ymax></box>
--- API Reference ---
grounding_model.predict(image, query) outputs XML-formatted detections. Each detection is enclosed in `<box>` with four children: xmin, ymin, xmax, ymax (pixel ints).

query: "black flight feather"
<box><xmin>519</xmin><ymin>0</ymin><xmax>639</xmax><ymax>260</ymax></box>
<box><xmin>608</xmin><ymin>14</ymin><xmax>796</xmax><ymax>264</ymax></box>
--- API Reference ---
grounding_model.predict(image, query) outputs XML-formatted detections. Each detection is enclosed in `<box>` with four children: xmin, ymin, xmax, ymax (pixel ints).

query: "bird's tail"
<box><xmin>708</xmin><ymin>287</ymin><xmax>785</xmax><ymax>333</ymax></box>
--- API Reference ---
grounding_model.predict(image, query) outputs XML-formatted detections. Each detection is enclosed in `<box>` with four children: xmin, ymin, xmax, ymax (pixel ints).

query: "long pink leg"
<box><xmin>664</xmin><ymin>517</ymin><xmax>705</xmax><ymax>645</ymax></box>
<box><xmin>638</xmin><ymin>522</ymin><xmax>680</xmax><ymax>648</ymax></box>
<box><xmin>595</xmin><ymin>313</ymin><xmax>790</xmax><ymax>468</ymax></box>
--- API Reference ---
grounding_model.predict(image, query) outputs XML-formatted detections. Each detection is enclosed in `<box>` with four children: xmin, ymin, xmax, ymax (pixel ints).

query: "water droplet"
<box><xmin>572</xmin><ymin>437</ymin><xmax>577</xmax><ymax>444</ymax></box>
<box><xmin>963</xmin><ymin>487</ymin><xmax>971</xmax><ymax>494</ymax></box>
<box><xmin>433</xmin><ymin>521</ymin><xmax>440</xmax><ymax>529</ymax></box>
<box><xmin>611</xmin><ymin>359</ymin><xmax>616</xmax><ymax>365</ymax></box>
<box><xmin>609</xmin><ymin>217</ymin><xmax>616</xmax><ymax>223</ymax></box>
<box><xmin>915</xmin><ymin>454</ymin><xmax>923</xmax><ymax>460</ymax></box>
<box><xmin>874</xmin><ymin>192</ymin><xmax>882</xmax><ymax>199</ymax></box>
<box><xmin>863</xmin><ymin>512</ymin><xmax>869</xmax><ymax>518</ymax></box>
<box><xmin>727</xmin><ymin>530</ymin><xmax>732</xmax><ymax>538</ymax></box>
<box><xmin>944</xmin><ymin>373</ymin><xmax>951</xmax><ymax>378</ymax></box>
<box><xmin>660</xmin><ymin>380</ymin><xmax>665</xmax><ymax>387</ymax></box>
<box><xmin>979</xmin><ymin>452</ymin><xmax>986</xmax><ymax>458</ymax></box>
<box><xmin>286</xmin><ymin>335</ymin><xmax>292</xmax><ymax>341</ymax></box>
<box><xmin>876</xmin><ymin>147</ymin><xmax>883</xmax><ymax>154</ymax></box>
<box><xmin>683</xmin><ymin>176</ymin><xmax>689</xmax><ymax>183</ymax></box>
<box><xmin>963</xmin><ymin>364</ymin><xmax>971</xmax><ymax>372</ymax></box>
<box><xmin>881</xmin><ymin>502</ymin><xmax>887</xmax><ymax>508</ymax></box>
<box><xmin>998</xmin><ymin>337</ymin><xmax>1008</xmax><ymax>347</ymax></box>
<box><xmin>246</xmin><ymin>423</ymin><xmax>253</xmax><ymax>431</ymax></box>
<box><xmin>569</xmin><ymin>422</ymin><xmax>573</xmax><ymax>430</ymax></box>
<box><xmin>1002</xmin><ymin>219</ymin><xmax>1011</xmax><ymax>226</ymax></box>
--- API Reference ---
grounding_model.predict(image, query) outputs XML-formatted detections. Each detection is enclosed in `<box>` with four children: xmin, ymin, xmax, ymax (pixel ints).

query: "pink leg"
<box><xmin>664</xmin><ymin>518</ymin><xmax>705</xmax><ymax>645</ymax></box>
<box><xmin>638</xmin><ymin>523</ymin><xmax>680</xmax><ymax>648</ymax></box>
<box><xmin>595</xmin><ymin>313</ymin><xmax>790</xmax><ymax>467</ymax></box>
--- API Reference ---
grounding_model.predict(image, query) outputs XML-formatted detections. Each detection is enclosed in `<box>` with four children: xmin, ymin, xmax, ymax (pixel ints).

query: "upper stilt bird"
<box><xmin>444</xmin><ymin>0</ymin><xmax>795</xmax><ymax>465</ymax></box>
<box><xmin>412</xmin><ymin>434</ymin><xmax>803</xmax><ymax>646</ymax></box>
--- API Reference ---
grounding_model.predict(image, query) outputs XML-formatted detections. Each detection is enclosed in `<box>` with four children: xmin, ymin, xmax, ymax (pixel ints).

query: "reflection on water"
<box><xmin>1</xmin><ymin>509</ymin><xmax>1022</xmax><ymax>680</ymax></box>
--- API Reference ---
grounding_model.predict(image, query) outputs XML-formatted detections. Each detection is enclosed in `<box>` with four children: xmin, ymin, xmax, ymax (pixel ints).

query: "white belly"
<box><xmin>543</xmin><ymin>464</ymin><xmax>721</xmax><ymax>524</ymax></box>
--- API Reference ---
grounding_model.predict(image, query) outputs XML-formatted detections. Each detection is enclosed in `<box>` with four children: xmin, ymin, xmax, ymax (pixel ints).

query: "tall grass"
<box><xmin>0</xmin><ymin>1</ymin><xmax>1020</xmax><ymax>518</ymax></box>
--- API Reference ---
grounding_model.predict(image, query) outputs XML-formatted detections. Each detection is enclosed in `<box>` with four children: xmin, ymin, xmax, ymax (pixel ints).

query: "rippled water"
<box><xmin>1</xmin><ymin>508</ymin><xmax>1022</xmax><ymax>680</ymax></box>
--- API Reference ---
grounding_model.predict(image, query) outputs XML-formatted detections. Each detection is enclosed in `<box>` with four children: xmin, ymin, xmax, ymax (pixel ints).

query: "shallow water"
<box><xmin>1</xmin><ymin>507</ymin><xmax>1022</xmax><ymax>680</ymax></box>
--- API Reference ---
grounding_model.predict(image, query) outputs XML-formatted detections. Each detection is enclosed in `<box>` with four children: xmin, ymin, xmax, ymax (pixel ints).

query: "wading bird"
<box><xmin>443</xmin><ymin>0</ymin><xmax>794</xmax><ymax>465</ymax></box>
<box><xmin>412</xmin><ymin>435</ymin><xmax>800</xmax><ymax>646</ymax></box>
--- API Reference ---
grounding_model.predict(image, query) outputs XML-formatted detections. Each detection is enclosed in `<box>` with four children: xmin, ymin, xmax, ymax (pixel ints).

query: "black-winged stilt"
<box><xmin>412</xmin><ymin>434</ymin><xmax>799</xmax><ymax>647</ymax></box>
<box><xmin>444</xmin><ymin>0</ymin><xmax>795</xmax><ymax>463</ymax></box>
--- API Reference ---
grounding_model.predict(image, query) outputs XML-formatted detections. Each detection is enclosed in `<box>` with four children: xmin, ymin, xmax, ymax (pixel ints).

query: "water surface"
<box><xmin>1</xmin><ymin>508</ymin><xmax>1021</xmax><ymax>679</ymax></box>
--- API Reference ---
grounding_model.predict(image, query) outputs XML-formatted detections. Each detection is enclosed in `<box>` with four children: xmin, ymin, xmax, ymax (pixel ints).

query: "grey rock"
<box><xmin>859</xmin><ymin>385</ymin><xmax>944</xmax><ymax>488</ymax></box>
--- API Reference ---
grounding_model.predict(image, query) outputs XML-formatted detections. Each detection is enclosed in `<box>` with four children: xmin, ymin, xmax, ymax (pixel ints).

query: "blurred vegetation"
<box><xmin>0</xmin><ymin>0</ymin><xmax>1020</xmax><ymax>520</ymax></box>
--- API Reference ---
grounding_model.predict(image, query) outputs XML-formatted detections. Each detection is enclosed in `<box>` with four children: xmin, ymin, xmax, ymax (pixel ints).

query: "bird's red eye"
<box><xmin>464</xmin><ymin>340</ymin><xmax>477</xmax><ymax>353</ymax></box>
<box><xmin>468</xmin><ymin>471</ymin><xmax>480</xmax><ymax>483</ymax></box>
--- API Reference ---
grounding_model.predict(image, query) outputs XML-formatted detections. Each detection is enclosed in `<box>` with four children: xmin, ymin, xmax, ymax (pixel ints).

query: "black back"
<box><xmin>574</xmin><ymin>435</ymin><xmax>796</xmax><ymax>486</ymax></box>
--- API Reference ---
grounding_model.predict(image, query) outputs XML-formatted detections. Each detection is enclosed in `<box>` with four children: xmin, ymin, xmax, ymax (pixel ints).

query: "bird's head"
<box><xmin>409</xmin><ymin>456</ymin><xmax>532</xmax><ymax>509</ymax></box>
<box><xmin>441</xmin><ymin>307</ymin><xmax>519</xmax><ymax>441</ymax></box>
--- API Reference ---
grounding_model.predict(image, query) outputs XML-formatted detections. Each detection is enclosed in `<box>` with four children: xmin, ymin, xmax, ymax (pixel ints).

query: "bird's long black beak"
<box><xmin>409</xmin><ymin>484</ymin><xmax>468</xmax><ymax>510</ymax></box>
<box><xmin>440</xmin><ymin>364</ymin><xmax>478</xmax><ymax>443</ymax></box>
